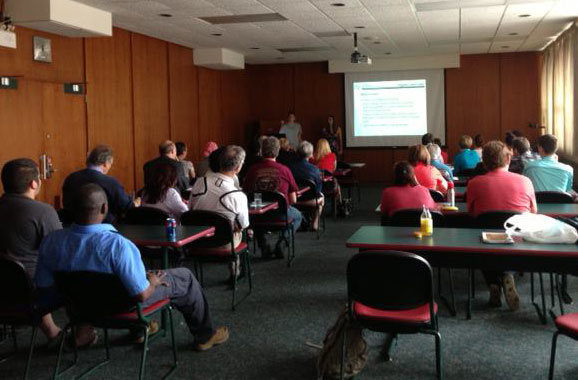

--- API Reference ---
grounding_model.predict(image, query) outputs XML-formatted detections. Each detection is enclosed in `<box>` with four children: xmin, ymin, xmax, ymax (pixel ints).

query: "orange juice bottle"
<box><xmin>420</xmin><ymin>205</ymin><xmax>433</xmax><ymax>236</ymax></box>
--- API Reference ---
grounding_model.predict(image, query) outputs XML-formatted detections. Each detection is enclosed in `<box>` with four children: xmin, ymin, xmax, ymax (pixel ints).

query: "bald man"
<box><xmin>143</xmin><ymin>140</ymin><xmax>189</xmax><ymax>196</ymax></box>
<box><xmin>35</xmin><ymin>183</ymin><xmax>229</xmax><ymax>351</ymax></box>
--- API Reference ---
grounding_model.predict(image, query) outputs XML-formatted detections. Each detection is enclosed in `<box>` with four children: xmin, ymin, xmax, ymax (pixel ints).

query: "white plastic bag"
<box><xmin>504</xmin><ymin>213</ymin><xmax>578</xmax><ymax>244</ymax></box>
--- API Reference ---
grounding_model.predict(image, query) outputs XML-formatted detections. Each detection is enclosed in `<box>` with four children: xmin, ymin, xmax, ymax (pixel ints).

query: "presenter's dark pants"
<box><xmin>142</xmin><ymin>268</ymin><xmax>215</xmax><ymax>344</ymax></box>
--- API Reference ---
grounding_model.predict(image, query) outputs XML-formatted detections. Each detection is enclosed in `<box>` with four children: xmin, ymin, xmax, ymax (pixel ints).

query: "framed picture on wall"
<box><xmin>33</xmin><ymin>36</ymin><xmax>52</xmax><ymax>63</ymax></box>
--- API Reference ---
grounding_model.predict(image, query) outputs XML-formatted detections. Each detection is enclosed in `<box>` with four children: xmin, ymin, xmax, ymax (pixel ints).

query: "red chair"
<box><xmin>342</xmin><ymin>251</ymin><xmax>442</xmax><ymax>379</ymax></box>
<box><xmin>52</xmin><ymin>271</ymin><xmax>177</xmax><ymax>380</ymax></box>
<box><xmin>181</xmin><ymin>210</ymin><xmax>252</xmax><ymax>311</ymax></box>
<box><xmin>549</xmin><ymin>312</ymin><xmax>578</xmax><ymax>379</ymax></box>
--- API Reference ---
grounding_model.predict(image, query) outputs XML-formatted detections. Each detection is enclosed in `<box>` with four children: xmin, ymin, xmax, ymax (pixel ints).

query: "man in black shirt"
<box><xmin>63</xmin><ymin>145</ymin><xmax>138</xmax><ymax>224</ymax></box>
<box><xmin>0</xmin><ymin>159</ymin><xmax>63</xmax><ymax>342</ymax></box>
<box><xmin>143</xmin><ymin>140</ymin><xmax>189</xmax><ymax>195</ymax></box>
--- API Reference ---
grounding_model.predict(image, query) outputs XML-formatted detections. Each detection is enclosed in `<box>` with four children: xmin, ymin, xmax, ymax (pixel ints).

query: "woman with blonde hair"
<box><xmin>315</xmin><ymin>138</ymin><xmax>337</xmax><ymax>173</ymax></box>
<box><xmin>408</xmin><ymin>144</ymin><xmax>448</xmax><ymax>194</ymax></box>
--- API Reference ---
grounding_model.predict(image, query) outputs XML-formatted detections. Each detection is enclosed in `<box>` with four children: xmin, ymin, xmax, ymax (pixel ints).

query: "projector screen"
<box><xmin>345</xmin><ymin>70</ymin><xmax>445</xmax><ymax>148</ymax></box>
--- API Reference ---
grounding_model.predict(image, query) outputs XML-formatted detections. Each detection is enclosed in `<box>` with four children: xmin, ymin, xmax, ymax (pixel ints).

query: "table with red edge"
<box><xmin>117</xmin><ymin>224</ymin><xmax>215</xmax><ymax>269</ymax></box>
<box><xmin>347</xmin><ymin>226</ymin><xmax>578</xmax><ymax>321</ymax></box>
<box><xmin>249</xmin><ymin>201</ymin><xmax>279</xmax><ymax>215</ymax></box>
<box><xmin>296</xmin><ymin>186</ymin><xmax>310</xmax><ymax>198</ymax></box>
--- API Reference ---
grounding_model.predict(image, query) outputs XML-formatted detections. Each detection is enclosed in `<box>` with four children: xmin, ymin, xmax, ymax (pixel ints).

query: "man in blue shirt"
<box><xmin>36</xmin><ymin>183</ymin><xmax>229</xmax><ymax>351</ymax></box>
<box><xmin>290</xmin><ymin>141</ymin><xmax>325</xmax><ymax>231</ymax></box>
<box><xmin>63</xmin><ymin>145</ymin><xmax>138</xmax><ymax>224</ymax></box>
<box><xmin>453</xmin><ymin>135</ymin><xmax>481</xmax><ymax>175</ymax></box>
<box><xmin>524</xmin><ymin>134</ymin><xmax>575</xmax><ymax>197</ymax></box>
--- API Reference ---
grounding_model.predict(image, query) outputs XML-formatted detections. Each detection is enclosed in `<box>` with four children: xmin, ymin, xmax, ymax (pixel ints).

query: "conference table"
<box><xmin>347</xmin><ymin>226</ymin><xmax>578</xmax><ymax>321</ymax></box>
<box><xmin>249</xmin><ymin>201</ymin><xmax>278</xmax><ymax>215</ymax></box>
<box><xmin>117</xmin><ymin>224</ymin><xmax>215</xmax><ymax>269</ymax></box>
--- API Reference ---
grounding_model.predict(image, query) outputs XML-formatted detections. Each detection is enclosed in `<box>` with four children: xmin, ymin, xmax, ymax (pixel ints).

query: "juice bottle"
<box><xmin>420</xmin><ymin>205</ymin><xmax>433</xmax><ymax>236</ymax></box>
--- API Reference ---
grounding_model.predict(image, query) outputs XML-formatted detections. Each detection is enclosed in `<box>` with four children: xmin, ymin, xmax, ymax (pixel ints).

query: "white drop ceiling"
<box><xmin>70</xmin><ymin>0</ymin><xmax>578</xmax><ymax>64</ymax></box>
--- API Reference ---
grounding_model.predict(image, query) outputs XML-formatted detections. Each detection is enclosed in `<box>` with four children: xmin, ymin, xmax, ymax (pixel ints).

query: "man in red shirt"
<box><xmin>244</xmin><ymin>136</ymin><xmax>303</xmax><ymax>258</ymax></box>
<box><xmin>467</xmin><ymin>141</ymin><xmax>537</xmax><ymax>311</ymax></box>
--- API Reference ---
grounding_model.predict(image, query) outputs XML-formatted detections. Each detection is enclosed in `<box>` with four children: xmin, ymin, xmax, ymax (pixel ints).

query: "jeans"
<box><xmin>255</xmin><ymin>206</ymin><xmax>303</xmax><ymax>249</ymax></box>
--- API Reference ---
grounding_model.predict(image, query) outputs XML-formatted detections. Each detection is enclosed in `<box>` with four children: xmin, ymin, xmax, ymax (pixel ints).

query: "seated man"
<box><xmin>467</xmin><ymin>141</ymin><xmax>537</xmax><ymax>311</ymax></box>
<box><xmin>509</xmin><ymin>137</ymin><xmax>539</xmax><ymax>174</ymax></box>
<box><xmin>0</xmin><ymin>159</ymin><xmax>94</xmax><ymax>346</ymax></box>
<box><xmin>453</xmin><ymin>135</ymin><xmax>480</xmax><ymax>175</ymax></box>
<box><xmin>524</xmin><ymin>134</ymin><xmax>575</xmax><ymax>198</ymax></box>
<box><xmin>243</xmin><ymin>136</ymin><xmax>303</xmax><ymax>258</ymax></box>
<box><xmin>290</xmin><ymin>141</ymin><xmax>325</xmax><ymax>231</ymax></box>
<box><xmin>144</xmin><ymin>140</ymin><xmax>189</xmax><ymax>196</ymax></box>
<box><xmin>35</xmin><ymin>183</ymin><xmax>228</xmax><ymax>351</ymax></box>
<box><xmin>63</xmin><ymin>145</ymin><xmax>138</xmax><ymax>224</ymax></box>
<box><xmin>189</xmin><ymin>145</ymin><xmax>249</xmax><ymax>280</ymax></box>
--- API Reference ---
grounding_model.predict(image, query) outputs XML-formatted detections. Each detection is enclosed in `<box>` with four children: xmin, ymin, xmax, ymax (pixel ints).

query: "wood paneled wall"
<box><xmin>0</xmin><ymin>24</ymin><xmax>542</xmax><ymax>198</ymax></box>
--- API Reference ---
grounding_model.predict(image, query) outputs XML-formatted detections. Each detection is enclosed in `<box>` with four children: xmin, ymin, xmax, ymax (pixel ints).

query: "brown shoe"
<box><xmin>502</xmin><ymin>274</ymin><xmax>520</xmax><ymax>311</ymax></box>
<box><xmin>133</xmin><ymin>320</ymin><xmax>160</xmax><ymax>344</ymax></box>
<box><xmin>195</xmin><ymin>327</ymin><xmax>229</xmax><ymax>352</ymax></box>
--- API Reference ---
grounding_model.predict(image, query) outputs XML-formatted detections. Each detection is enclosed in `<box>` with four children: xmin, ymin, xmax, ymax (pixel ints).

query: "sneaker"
<box><xmin>488</xmin><ymin>284</ymin><xmax>502</xmax><ymax>307</ymax></box>
<box><xmin>133</xmin><ymin>320</ymin><xmax>160</xmax><ymax>344</ymax></box>
<box><xmin>502</xmin><ymin>274</ymin><xmax>520</xmax><ymax>311</ymax></box>
<box><xmin>194</xmin><ymin>327</ymin><xmax>229</xmax><ymax>352</ymax></box>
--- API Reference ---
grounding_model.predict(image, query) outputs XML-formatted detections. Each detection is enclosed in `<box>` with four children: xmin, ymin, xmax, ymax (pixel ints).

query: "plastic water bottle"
<box><xmin>448</xmin><ymin>182</ymin><xmax>455</xmax><ymax>207</ymax></box>
<box><xmin>420</xmin><ymin>205</ymin><xmax>433</xmax><ymax>236</ymax></box>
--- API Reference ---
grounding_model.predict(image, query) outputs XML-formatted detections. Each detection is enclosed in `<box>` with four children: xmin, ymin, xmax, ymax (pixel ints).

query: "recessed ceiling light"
<box><xmin>501</xmin><ymin>45</ymin><xmax>510</xmax><ymax>49</ymax></box>
<box><xmin>211</xmin><ymin>33</ymin><xmax>222</xmax><ymax>36</ymax></box>
<box><xmin>518</xmin><ymin>14</ymin><xmax>531</xmax><ymax>18</ymax></box>
<box><xmin>250</xmin><ymin>47</ymin><xmax>260</xmax><ymax>50</ymax></box>
<box><xmin>373</xmin><ymin>41</ymin><xmax>381</xmax><ymax>45</ymax></box>
<box><xmin>385</xmin><ymin>52</ymin><xmax>392</xmax><ymax>55</ymax></box>
<box><xmin>354</xmin><ymin>26</ymin><xmax>365</xmax><ymax>29</ymax></box>
<box><xmin>508</xmin><ymin>32</ymin><xmax>519</xmax><ymax>36</ymax></box>
<box><xmin>331</xmin><ymin>2</ymin><xmax>346</xmax><ymax>6</ymax></box>
<box><xmin>159</xmin><ymin>13</ymin><xmax>172</xmax><ymax>18</ymax></box>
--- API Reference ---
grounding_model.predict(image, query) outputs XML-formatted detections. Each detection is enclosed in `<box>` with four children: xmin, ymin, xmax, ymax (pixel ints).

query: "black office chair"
<box><xmin>429</xmin><ymin>189</ymin><xmax>445</xmax><ymax>202</ymax></box>
<box><xmin>335</xmin><ymin>161</ymin><xmax>361</xmax><ymax>203</ymax></box>
<box><xmin>181</xmin><ymin>210</ymin><xmax>252</xmax><ymax>310</ymax></box>
<box><xmin>388</xmin><ymin>209</ymin><xmax>456</xmax><ymax>316</ymax></box>
<box><xmin>123</xmin><ymin>207</ymin><xmax>170</xmax><ymax>225</ymax></box>
<box><xmin>321</xmin><ymin>169</ymin><xmax>338</xmax><ymax>219</ymax></box>
<box><xmin>56</xmin><ymin>208</ymin><xmax>74</xmax><ymax>227</ymax></box>
<box><xmin>0</xmin><ymin>258</ymin><xmax>57</xmax><ymax>379</ymax></box>
<box><xmin>52</xmin><ymin>271</ymin><xmax>177</xmax><ymax>380</ymax></box>
<box><xmin>536</xmin><ymin>191</ymin><xmax>574</xmax><ymax>204</ymax></box>
<box><xmin>295</xmin><ymin>178</ymin><xmax>325</xmax><ymax>239</ymax></box>
<box><xmin>248</xmin><ymin>191</ymin><xmax>297</xmax><ymax>267</ymax></box>
<box><xmin>342</xmin><ymin>251</ymin><xmax>442</xmax><ymax>379</ymax></box>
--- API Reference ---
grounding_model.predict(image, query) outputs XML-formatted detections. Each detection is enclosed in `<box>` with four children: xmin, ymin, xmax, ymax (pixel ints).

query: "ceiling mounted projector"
<box><xmin>350</xmin><ymin>32</ymin><xmax>372</xmax><ymax>65</ymax></box>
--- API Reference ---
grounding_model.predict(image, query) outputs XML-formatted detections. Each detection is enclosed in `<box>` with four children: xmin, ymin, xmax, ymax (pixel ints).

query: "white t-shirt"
<box><xmin>142</xmin><ymin>187</ymin><xmax>188</xmax><ymax>221</ymax></box>
<box><xmin>188</xmin><ymin>172</ymin><xmax>249</xmax><ymax>230</ymax></box>
<box><xmin>280</xmin><ymin>122</ymin><xmax>302</xmax><ymax>150</ymax></box>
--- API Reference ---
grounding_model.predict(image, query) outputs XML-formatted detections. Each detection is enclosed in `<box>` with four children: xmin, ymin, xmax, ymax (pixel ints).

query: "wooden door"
<box><xmin>41</xmin><ymin>83</ymin><xmax>87</xmax><ymax>207</ymax></box>
<box><xmin>0</xmin><ymin>80</ymin><xmax>46</xmax><ymax>198</ymax></box>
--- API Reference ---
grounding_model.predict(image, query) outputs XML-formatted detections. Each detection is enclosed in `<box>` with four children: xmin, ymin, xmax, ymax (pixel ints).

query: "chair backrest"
<box><xmin>0</xmin><ymin>257</ymin><xmax>34</xmax><ymax>315</ymax></box>
<box><xmin>123</xmin><ymin>206</ymin><xmax>170</xmax><ymax>225</ymax></box>
<box><xmin>248</xmin><ymin>190</ymin><xmax>289</xmax><ymax>210</ymax></box>
<box><xmin>347</xmin><ymin>251</ymin><xmax>433</xmax><ymax>311</ymax></box>
<box><xmin>428</xmin><ymin>189</ymin><xmax>445</xmax><ymax>202</ymax></box>
<box><xmin>53</xmin><ymin>271</ymin><xmax>134</xmax><ymax>321</ymax></box>
<box><xmin>456</xmin><ymin>168</ymin><xmax>476</xmax><ymax>177</ymax></box>
<box><xmin>476</xmin><ymin>210</ymin><xmax>521</xmax><ymax>229</ymax></box>
<box><xmin>296</xmin><ymin>178</ymin><xmax>318</xmax><ymax>201</ymax></box>
<box><xmin>535</xmin><ymin>191</ymin><xmax>574</xmax><ymax>204</ymax></box>
<box><xmin>389</xmin><ymin>208</ymin><xmax>446</xmax><ymax>227</ymax></box>
<box><xmin>57</xmin><ymin>208</ymin><xmax>74</xmax><ymax>226</ymax></box>
<box><xmin>180</xmin><ymin>210</ymin><xmax>234</xmax><ymax>249</ymax></box>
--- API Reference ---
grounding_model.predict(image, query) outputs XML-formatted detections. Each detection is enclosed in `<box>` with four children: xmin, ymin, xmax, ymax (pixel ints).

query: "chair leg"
<box><xmin>165</xmin><ymin>307</ymin><xmax>178</xmax><ymax>378</ymax></box>
<box><xmin>23</xmin><ymin>326</ymin><xmax>38</xmax><ymax>380</ymax></box>
<box><xmin>104</xmin><ymin>328</ymin><xmax>110</xmax><ymax>361</ymax></box>
<box><xmin>138</xmin><ymin>325</ymin><xmax>149</xmax><ymax>380</ymax></box>
<box><xmin>232</xmin><ymin>263</ymin><xmax>238</xmax><ymax>311</ymax></box>
<box><xmin>245</xmin><ymin>252</ymin><xmax>253</xmax><ymax>292</ymax></box>
<box><xmin>434</xmin><ymin>331</ymin><xmax>442</xmax><ymax>380</ymax></box>
<box><xmin>467</xmin><ymin>269</ymin><xmax>473</xmax><ymax>320</ymax></box>
<box><xmin>549</xmin><ymin>331</ymin><xmax>560</xmax><ymax>380</ymax></box>
<box><xmin>52</xmin><ymin>325</ymin><xmax>72</xmax><ymax>380</ymax></box>
<box><xmin>448</xmin><ymin>268</ymin><xmax>456</xmax><ymax>316</ymax></box>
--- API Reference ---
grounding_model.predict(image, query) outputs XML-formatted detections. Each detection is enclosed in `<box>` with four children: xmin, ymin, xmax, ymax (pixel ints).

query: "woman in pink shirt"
<box><xmin>408</xmin><ymin>144</ymin><xmax>448</xmax><ymax>194</ymax></box>
<box><xmin>380</xmin><ymin>161</ymin><xmax>436</xmax><ymax>217</ymax></box>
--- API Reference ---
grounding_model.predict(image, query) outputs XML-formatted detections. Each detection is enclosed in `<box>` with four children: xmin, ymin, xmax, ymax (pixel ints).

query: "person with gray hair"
<box><xmin>189</xmin><ymin>145</ymin><xmax>249</xmax><ymax>280</ymax></box>
<box><xmin>289</xmin><ymin>141</ymin><xmax>325</xmax><ymax>231</ymax></box>
<box><xmin>63</xmin><ymin>144</ymin><xmax>139</xmax><ymax>224</ymax></box>
<box><xmin>244</xmin><ymin>136</ymin><xmax>303</xmax><ymax>258</ymax></box>
<box><xmin>427</xmin><ymin>143</ymin><xmax>453</xmax><ymax>181</ymax></box>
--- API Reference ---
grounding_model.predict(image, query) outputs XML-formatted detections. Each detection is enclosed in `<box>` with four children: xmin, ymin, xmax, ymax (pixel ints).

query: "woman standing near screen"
<box><xmin>322</xmin><ymin>115</ymin><xmax>343</xmax><ymax>156</ymax></box>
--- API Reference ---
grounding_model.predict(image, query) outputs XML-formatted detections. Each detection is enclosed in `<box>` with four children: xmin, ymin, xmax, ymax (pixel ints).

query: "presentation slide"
<box><xmin>353</xmin><ymin>79</ymin><xmax>427</xmax><ymax>137</ymax></box>
<box><xmin>344</xmin><ymin>69</ymin><xmax>445</xmax><ymax>148</ymax></box>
